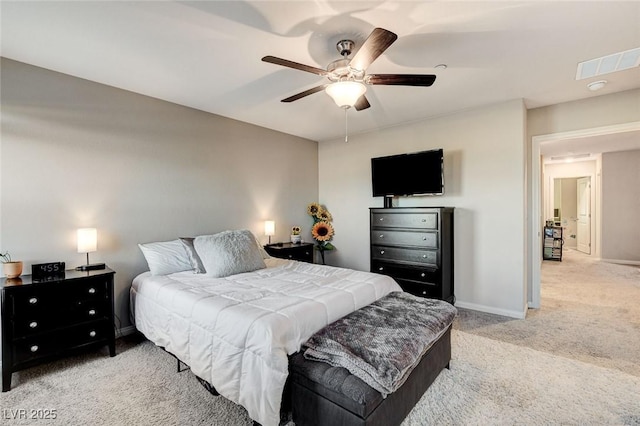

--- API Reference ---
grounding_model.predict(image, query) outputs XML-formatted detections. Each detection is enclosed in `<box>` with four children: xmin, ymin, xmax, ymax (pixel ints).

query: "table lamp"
<box><xmin>264</xmin><ymin>221</ymin><xmax>275</xmax><ymax>245</ymax></box>
<box><xmin>76</xmin><ymin>228</ymin><xmax>106</xmax><ymax>271</ymax></box>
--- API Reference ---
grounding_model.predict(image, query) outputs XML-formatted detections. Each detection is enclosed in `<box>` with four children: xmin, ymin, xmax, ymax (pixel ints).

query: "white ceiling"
<box><xmin>1</xmin><ymin>1</ymin><xmax>639</xmax><ymax>145</ymax></box>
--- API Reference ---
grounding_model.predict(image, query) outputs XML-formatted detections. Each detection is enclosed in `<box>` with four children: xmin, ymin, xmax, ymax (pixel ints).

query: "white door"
<box><xmin>577</xmin><ymin>177</ymin><xmax>591</xmax><ymax>254</ymax></box>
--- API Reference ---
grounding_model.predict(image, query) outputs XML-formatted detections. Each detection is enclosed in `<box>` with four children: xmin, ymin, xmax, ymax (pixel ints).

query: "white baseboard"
<box><xmin>455</xmin><ymin>301</ymin><xmax>527</xmax><ymax>319</ymax></box>
<box><xmin>116</xmin><ymin>325</ymin><xmax>138</xmax><ymax>338</ymax></box>
<box><xmin>600</xmin><ymin>258</ymin><xmax>640</xmax><ymax>266</ymax></box>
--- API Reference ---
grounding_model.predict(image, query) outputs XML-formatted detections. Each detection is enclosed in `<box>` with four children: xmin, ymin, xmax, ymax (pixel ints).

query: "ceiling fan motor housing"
<box><xmin>336</xmin><ymin>39</ymin><xmax>355</xmax><ymax>57</ymax></box>
<box><xmin>327</xmin><ymin>58</ymin><xmax>364</xmax><ymax>82</ymax></box>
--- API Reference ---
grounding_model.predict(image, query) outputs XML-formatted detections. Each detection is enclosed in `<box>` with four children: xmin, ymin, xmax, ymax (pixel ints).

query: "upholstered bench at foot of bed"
<box><xmin>289</xmin><ymin>325</ymin><xmax>452</xmax><ymax>426</ymax></box>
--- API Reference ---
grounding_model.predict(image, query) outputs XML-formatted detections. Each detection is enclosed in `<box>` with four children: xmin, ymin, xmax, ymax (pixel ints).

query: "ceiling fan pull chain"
<box><xmin>345</xmin><ymin>107</ymin><xmax>349</xmax><ymax>142</ymax></box>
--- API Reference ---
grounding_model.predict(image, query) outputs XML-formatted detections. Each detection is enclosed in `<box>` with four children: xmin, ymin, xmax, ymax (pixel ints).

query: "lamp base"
<box><xmin>76</xmin><ymin>263</ymin><xmax>106</xmax><ymax>271</ymax></box>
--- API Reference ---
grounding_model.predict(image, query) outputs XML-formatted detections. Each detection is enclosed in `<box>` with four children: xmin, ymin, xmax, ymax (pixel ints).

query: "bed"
<box><xmin>131</xmin><ymin>230</ymin><xmax>402</xmax><ymax>426</ymax></box>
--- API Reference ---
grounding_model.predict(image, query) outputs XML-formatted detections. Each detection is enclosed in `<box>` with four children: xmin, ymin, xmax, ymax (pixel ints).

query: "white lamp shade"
<box><xmin>77</xmin><ymin>228</ymin><xmax>97</xmax><ymax>253</ymax></box>
<box><xmin>264</xmin><ymin>220</ymin><xmax>275</xmax><ymax>236</ymax></box>
<box><xmin>325</xmin><ymin>81</ymin><xmax>367</xmax><ymax>108</ymax></box>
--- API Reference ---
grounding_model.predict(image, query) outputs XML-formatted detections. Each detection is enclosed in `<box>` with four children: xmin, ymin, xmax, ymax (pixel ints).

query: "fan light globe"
<box><xmin>325</xmin><ymin>81</ymin><xmax>367</xmax><ymax>108</ymax></box>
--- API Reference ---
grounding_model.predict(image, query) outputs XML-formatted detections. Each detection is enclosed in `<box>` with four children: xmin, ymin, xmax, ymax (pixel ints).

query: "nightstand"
<box><xmin>1</xmin><ymin>267</ymin><xmax>116</xmax><ymax>391</ymax></box>
<box><xmin>264</xmin><ymin>242</ymin><xmax>314</xmax><ymax>263</ymax></box>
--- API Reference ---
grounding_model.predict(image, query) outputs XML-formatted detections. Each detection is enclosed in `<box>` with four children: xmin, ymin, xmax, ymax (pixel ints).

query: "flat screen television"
<box><xmin>371</xmin><ymin>149</ymin><xmax>444</xmax><ymax>197</ymax></box>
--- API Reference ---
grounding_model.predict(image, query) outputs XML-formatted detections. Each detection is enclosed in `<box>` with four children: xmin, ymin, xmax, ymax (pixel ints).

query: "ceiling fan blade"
<box><xmin>354</xmin><ymin>95</ymin><xmax>371</xmax><ymax>111</ymax></box>
<box><xmin>262</xmin><ymin>56</ymin><xmax>328</xmax><ymax>76</ymax></box>
<box><xmin>349</xmin><ymin>28</ymin><xmax>398</xmax><ymax>72</ymax></box>
<box><xmin>366</xmin><ymin>74</ymin><xmax>436</xmax><ymax>87</ymax></box>
<box><xmin>281</xmin><ymin>84</ymin><xmax>328</xmax><ymax>103</ymax></box>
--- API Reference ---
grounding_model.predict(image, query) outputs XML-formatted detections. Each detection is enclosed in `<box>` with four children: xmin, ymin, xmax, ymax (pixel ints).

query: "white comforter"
<box><xmin>130</xmin><ymin>258</ymin><xmax>401</xmax><ymax>426</ymax></box>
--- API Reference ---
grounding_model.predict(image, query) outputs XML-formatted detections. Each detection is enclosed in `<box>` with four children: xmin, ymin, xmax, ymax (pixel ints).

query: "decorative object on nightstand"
<box><xmin>76</xmin><ymin>228</ymin><xmax>105</xmax><ymax>271</ymax></box>
<box><xmin>290</xmin><ymin>226</ymin><xmax>302</xmax><ymax>244</ymax></box>
<box><xmin>264</xmin><ymin>220</ymin><xmax>275</xmax><ymax>245</ymax></box>
<box><xmin>307</xmin><ymin>203</ymin><xmax>335</xmax><ymax>265</ymax></box>
<box><xmin>264</xmin><ymin>242</ymin><xmax>314</xmax><ymax>263</ymax></box>
<box><xmin>1</xmin><ymin>267</ymin><xmax>116</xmax><ymax>391</ymax></box>
<box><xmin>1</xmin><ymin>252</ymin><xmax>23</xmax><ymax>279</ymax></box>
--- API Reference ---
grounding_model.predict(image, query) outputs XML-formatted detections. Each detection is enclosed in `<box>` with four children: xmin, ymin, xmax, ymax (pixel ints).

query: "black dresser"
<box><xmin>370</xmin><ymin>207</ymin><xmax>454</xmax><ymax>303</ymax></box>
<box><xmin>1</xmin><ymin>268</ymin><xmax>116</xmax><ymax>391</ymax></box>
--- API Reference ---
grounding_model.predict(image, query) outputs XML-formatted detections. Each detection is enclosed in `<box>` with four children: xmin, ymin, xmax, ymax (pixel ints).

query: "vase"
<box><xmin>290</xmin><ymin>235</ymin><xmax>301</xmax><ymax>244</ymax></box>
<box><xmin>3</xmin><ymin>261</ymin><xmax>23</xmax><ymax>279</ymax></box>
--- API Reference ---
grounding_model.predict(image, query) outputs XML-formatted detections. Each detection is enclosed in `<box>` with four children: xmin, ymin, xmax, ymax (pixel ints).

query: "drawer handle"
<box><xmin>89</xmin><ymin>309</ymin><xmax>96</xmax><ymax>316</ymax></box>
<box><xmin>378</xmin><ymin>267</ymin><xmax>384</xmax><ymax>271</ymax></box>
<box><xmin>29</xmin><ymin>297</ymin><xmax>38</xmax><ymax>305</ymax></box>
<box><xmin>380</xmin><ymin>250</ymin><xmax>385</xmax><ymax>255</ymax></box>
<box><xmin>422</xmin><ymin>219</ymin><xmax>427</xmax><ymax>222</ymax></box>
<box><xmin>379</xmin><ymin>217</ymin><xmax>384</xmax><ymax>221</ymax></box>
<box><xmin>29</xmin><ymin>321</ymin><xmax>38</xmax><ymax>329</ymax></box>
<box><xmin>30</xmin><ymin>345</ymin><xmax>39</xmax><ymax>353</ymax></box>
<box><xmin>89</xmin><ymin>330</ymin><xmax>97</xmax><ymax>338</ymax></box>
<box><xmin>421</xmin><ymin>273</ymin><xmax>426</xmax><ymax>277</ymax></box>
<box><xmin>379</xmin><ymin>234</ymin><xmax>384</xmax><ymax>238</ymax></box>
<box><xmin>422</xmin><ymin>254</ymin><xmax>427</xmax><ymax>258</ymax></box>
<box><xmin>88</xmin><ymin>288</ymin><xmax>96</xmax><ymax>294</ymax></box>
<box><xmin>422</xmin><ymin>236</ymin><xmax>427</xmax><ymax>240</ymax></box>
<box><xmin>288</xmin><ymin>255</ymin><xmax>293</xmax><ymax>259</ymax></box>
<box><xmin>422</xmin><ymin>290</ymin><xmax>427</xmax><ymax>295</ymax></box>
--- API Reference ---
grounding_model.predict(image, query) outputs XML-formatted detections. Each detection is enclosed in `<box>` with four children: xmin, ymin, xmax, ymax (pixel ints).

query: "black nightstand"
<box><xmin>264</xmin><ymin>242</ymin><xmax>314</xmax><ymax>263</ymax></box>
<box><xmin>1</xmin><ymin>267</ymin><xmax>116</xmax><ymax>391</ymax></box>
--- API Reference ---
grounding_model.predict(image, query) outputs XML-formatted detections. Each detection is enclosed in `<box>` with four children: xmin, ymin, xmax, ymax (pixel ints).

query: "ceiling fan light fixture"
<box><xmin>325</xmin><ymin>81</ymin><xmax>367</xmax><ymax>108</ymax></box>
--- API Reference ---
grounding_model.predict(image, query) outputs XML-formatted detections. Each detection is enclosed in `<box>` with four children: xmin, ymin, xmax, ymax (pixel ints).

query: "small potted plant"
<box><xmin>1</xmin><ymin>251</ymin><xmax>23</xmax><ymax>279</ymax></box>
<box><xmin>290</xmin><ymin>226</ymin><xmax>302</xmax><ymax>244</ymax></box>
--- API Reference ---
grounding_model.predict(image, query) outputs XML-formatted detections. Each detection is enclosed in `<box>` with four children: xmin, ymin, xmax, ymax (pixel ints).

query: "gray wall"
<box><xmin>0</xmin><ymin>58</ymin><xmax>319</xmax><ymax>329</ymax></box>
<box><xmin>601</xmin><ymin>149</ymin><xmax>640</xmax><ymax>262</ymax></box>
<box><xmin>318</xmin><ymin>99</ymin><xmax>528</xmax><ymax>318</ymax></box>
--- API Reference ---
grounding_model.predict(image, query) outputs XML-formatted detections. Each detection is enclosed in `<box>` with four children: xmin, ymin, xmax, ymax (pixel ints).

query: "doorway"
<box><xmin>530</xmin><ymin>121</ymin><xmax>640</xmax><ymax>309</ymax></box>
<box><xmin>552</xmin><ymin>176</ymin><xmax>591</xmax><ymax>254</ymax></box>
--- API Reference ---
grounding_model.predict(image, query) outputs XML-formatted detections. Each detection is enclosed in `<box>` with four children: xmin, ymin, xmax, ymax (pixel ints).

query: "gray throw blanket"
<box><xmin>303</xmin><ymin>291</ymin><xmax>457</xmax><ymax>397</ymax></box>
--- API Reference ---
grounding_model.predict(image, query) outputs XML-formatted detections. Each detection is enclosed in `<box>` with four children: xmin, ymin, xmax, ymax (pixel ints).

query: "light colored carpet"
<box><xmin>2</xmin><ymin>249</ymin><xmax>638</xmax><ymax>425</ymax></box>
<box><xmin>456</xmin><ymin>249</ymin><xmax>640</xmax><ymax>377</ymax></box>
<box><xmin>1</xmin><ymin>330</ymin><xmax>638</xmax><ymax>425</ymax></box>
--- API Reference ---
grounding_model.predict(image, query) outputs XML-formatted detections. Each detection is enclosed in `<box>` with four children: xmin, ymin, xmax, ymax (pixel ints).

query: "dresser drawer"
<box><xmin>264</xmin><ymin>243</ymin><xmax>314</xmax><ymax>263</ymax></box>
<box><xmin>10</xmin><ymin>278</ymin><xmax>108</xmax><ymax>318</ymax></box>
<box><xmin>372</xmin><ymin>261</ymin><xmax>440</xmax><ymax>284</ymax></box>
<box><xmin>12</xmin><ymin>299</ymin><xmax>110</xmax><ymax>337</ymax></box>
<box><xmin>371</xmin><ymin>212</ymin><xmax>438</xmax><ymax>229</ymax></box>
<box><xmin>371</xmin><ymin>246</ymin><xmax>438</xmax><ymax>266</ymax></box>
<box><xmin>12</xmin><ymin>320</ymin><xmax>111</xmax><ymax>365</ymax></box>
<box><xmin>371</xmin><ymin>230</ymin><xmax>438</xmax><ymax>248</ymax></box>
<box><xmin>9</xmin><ymin>286</ymin><xmax>58</xmax><ymax>317</ymax></box>
<box><xmin>396</xmin><ymin>279</ymin><xmax>442</xmax><ymax>299</ymax></box>
<box><xmin>282</xmin><ymin>247</ymin><xmax>313</xmax><ymax>262</ymax></box>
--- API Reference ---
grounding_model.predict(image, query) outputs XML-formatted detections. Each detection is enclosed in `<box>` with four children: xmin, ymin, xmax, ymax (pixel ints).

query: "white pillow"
<box><xmin>138</xmin><ymin>239</ymin><xmax>194</xmax><ymax>276</ymax></box>
<box><xmin>180</xmin><ymin>237</ymin><xmax>206</xmax><ymax>273</ymax></box>
<box><xmin>194</xmin><ymin>229</ymin><xmax>266</xmax><ymax>278</ymax></box>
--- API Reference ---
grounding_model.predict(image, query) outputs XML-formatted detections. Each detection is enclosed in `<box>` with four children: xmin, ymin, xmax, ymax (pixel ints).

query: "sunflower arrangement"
<box><xmin>307</xmin><ymin>203</ymin><xmax>335</xmax><ymax>264</ymax></box>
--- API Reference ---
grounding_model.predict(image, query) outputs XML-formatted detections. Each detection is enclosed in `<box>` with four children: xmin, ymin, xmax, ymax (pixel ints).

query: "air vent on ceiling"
<box><xmin>576</xmin><ymin>47</ymin><xmax>640</xmax><ymax>80</ymax></box>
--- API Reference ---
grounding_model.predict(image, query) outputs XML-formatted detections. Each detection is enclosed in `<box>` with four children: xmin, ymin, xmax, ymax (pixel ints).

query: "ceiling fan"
<box><xmin>262</xmin><ymin>27</ymin><xmax>436</xmax><ymax>111</ymax></box>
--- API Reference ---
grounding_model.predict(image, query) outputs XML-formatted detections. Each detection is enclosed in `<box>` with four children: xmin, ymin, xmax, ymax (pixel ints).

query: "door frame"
<box><xmin>530</xmin><ymin>121</ymin><xmax>640</xmax><ymax>309</ymax></box>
